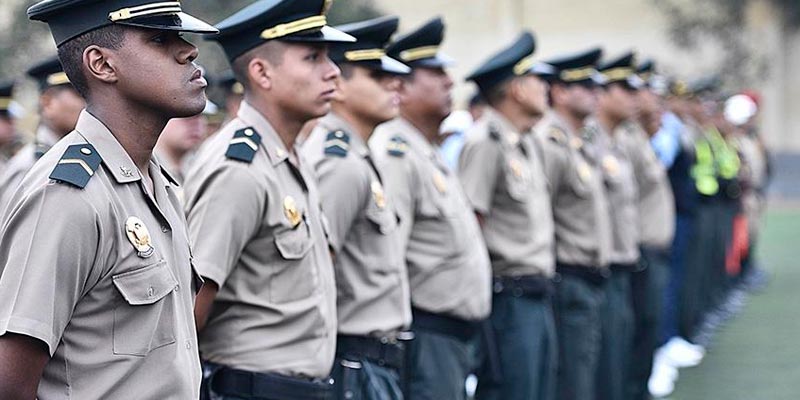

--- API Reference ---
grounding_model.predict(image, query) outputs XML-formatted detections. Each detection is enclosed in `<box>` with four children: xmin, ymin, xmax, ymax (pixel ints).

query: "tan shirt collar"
<box><xmin>237</xmin><ymin>101</ymin><xmax>290</xmax><ymax>167</ymax></box>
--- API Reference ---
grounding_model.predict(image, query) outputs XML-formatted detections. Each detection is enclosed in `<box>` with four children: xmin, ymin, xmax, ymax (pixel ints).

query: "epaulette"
<box><xmin>488</xmin><ymin>123</ymin><xmax>501</xmax><ymax>141</ymax></box>
<box><xmin>547</xmin><ymin>127</ymin><xmax>568</xmax><ymax>145</ymax></box>
<box><xmin>324</xmin><ymin>130</ymin><xmax>350</xmax><ymax>157</ymax></box>
<box><xmin>386</xmin><ymin>135</ymin><xmax>409</xmax><ymax>157</ymax></box>
<box><xmin>49</xmin><ymin>143</ymin><xmax>102</xmax><ymax>189</ymax></box>
<box><xmin>225</xmin><ymin>127</ymin><xmax>262</xmax><ymax>163</ymax></box>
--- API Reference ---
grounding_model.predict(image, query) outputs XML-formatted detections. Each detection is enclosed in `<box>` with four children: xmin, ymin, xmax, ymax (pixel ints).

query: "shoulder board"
<box><xmin>488</xmin><ymin>124</ymin><xmax>501</xmax><ymax>141</ymax></box>
<box><xmin>225</xmin><ymin>127</ymin><xmax>262</xmax><ymax>163</ymax></box>
<box><xmin>49</xmin><ymin>143</ymin><xmax>102</xmax><ymax>189</ymax></box>
<box><xmin>324</xmin><ymin>130</ymin><xmax>350</xmax><ymax>157</ymax></box>
<box><xmin>547</xmin><ymin>127</ymin><xmax>568</xmax><ymax>145</ymax></box>
<box><xmin>386</xmin><ymin>135</ymin><xmax>409</xmax><ymax>157</ymax></box>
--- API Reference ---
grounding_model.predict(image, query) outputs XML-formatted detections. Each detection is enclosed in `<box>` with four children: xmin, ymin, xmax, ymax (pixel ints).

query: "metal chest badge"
<box><xmin>371</xmin><ymin>180</ymin><xmax>386</xmax><ymax>209</ymax></box>
<box><xmin>577</xmin><ymin>161</ymin><xmax>593</xmax><ymax>183</ymax></box>
<box><xmin>283</xmin><ymin>196</ymin><xmax>302</xmax><ymax>227</ymax></box>
<box><xmin>432</xmin><ymin>172</ymin><xmax>447</xmax><ymax>194</ymax></box>
<box><xmin>602</xmin><ymin>155</ymin><xmax>620</xmax><ymax>177</ymax></box>
<box><xmin>125</xmin><ymin>216</ymin><xmax>154</xmax><ymax>258</ymax></box>
<box><xmin>509</xmin><ymin>158</ymin><xmax>525</xmax><ymax>180</ymax></box>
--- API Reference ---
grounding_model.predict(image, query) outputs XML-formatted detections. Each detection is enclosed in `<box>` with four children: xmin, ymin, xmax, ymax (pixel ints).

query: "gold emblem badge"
<box><xmin>432</xmin><ymin>172</ymin><xmax>447</xmax><ymax>194</ymax></box>
<box><xmin>570</xmin><ymin>137</ymin><xmax>584</xmax><ymax>150</ymax></box>
<box><xmin>283</xmin><ymin>196</ymin><xmax>302</xmax><ymax>227</ymax></box>
<box><xmin>577</xmin><ymin>161</ymin><xmax>593</xmax><ymax>183</ymax></box>
<box><xmin>125</xmin><ymin>216</ymin><xmax>154</xmax><ymax>258</ymax></box>
<box><xmin>371</xmin><ymin>181</ymin><xmax>386</xmax><ymax>209</ymax></box>
<box><xmin>509</xmin><ymin>159</ymin><xmax>524</xmax><ymax>179</ymax></box>
<box><xmin>602</xmin><ymin>155</ymin><xmax>620</xmax><ymax>177</ymax></box>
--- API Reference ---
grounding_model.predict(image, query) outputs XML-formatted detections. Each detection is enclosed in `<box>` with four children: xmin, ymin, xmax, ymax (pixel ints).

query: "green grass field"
<box><xmin>671</xmin><ymin>206</ymin><xmax>800</xmax><ymax>399</ymax></box>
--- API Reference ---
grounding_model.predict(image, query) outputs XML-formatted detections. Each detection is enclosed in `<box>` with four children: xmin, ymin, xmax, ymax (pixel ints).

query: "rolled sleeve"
<box><xmin>184</xmin><ymin>163</ymin><xmax>266</xmax><ymax>287</ymax></box>
<box><xmin>0</xmin><ymin>184</ymin><xmax>101</xmax><ymax>355</ymax></box>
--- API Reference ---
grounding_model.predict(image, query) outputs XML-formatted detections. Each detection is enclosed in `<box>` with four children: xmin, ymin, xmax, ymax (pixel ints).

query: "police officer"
<box><xmin>458</xmin><ymin>31</ymin><xmax>557</xmax><ymax>400</ymax></box>
<box><xmin>585</xmin><ymin>52</ymin><xmax>643</xmax><ymax>400</ymax></box>
<box><xmin>0</xmin><ymin>56</ymin><xmax>85</xmax><ymax>213</ymax></box>
<box><xmin>533</xmin><ymin>47</ymin><xmax>612</xmax><ymax>400</ymax></box>
<box><xmin>183</xmin><ymin>1</ymin><xmax>354</xmax><ymax>398</ymax></box>
<box><xmin>369</xmin><ymin>17</ymin><xmax>492</xmax><ymax>400</ymax></box>
<box><xmin>0</xmin><ymin>81</ymin><xmax>24</xmax><ymax>174</ymax></box>
<box><xmin>623</xmin><ymin>59</ymin><xmax>676</xmax><ymax>400</ymax></box>
<box><xmin>0</xmin><ymin>1</ymin><xmax>217</xmax><ymax>398</ymax></box>
<box><xmin>299</xmin><ymin>15</ymin><xmax>411</xmax><ymax>400</ymax></box>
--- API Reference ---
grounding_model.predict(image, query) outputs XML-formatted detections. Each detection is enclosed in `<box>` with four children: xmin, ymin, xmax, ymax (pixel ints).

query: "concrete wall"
<box><xmin>374</xmin><ymin>0</ymin><xmax>798</xmax><ymax>151</ymax></box>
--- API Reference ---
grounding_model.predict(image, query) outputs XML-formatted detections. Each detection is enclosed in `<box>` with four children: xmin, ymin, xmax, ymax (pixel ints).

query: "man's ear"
<box><xmin>84</xmin><ymin>45</ymin><xmax>118</xmax><ymax>85</ymax></box>
<box><xmin>248</xmin><ymin>58</ymin><xmax>273</xmax><ymax>91</ymax></box>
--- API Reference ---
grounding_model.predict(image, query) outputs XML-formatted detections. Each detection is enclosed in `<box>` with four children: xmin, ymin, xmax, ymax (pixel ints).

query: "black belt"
<box><xmin>556</xmin><ymin>263</ymin><xmax>610</xmax><ymax>286</ymax></box>
<box><xmin>336</xmin><ymin>334</ymin><xmax>407</xmax><ymax>371</ymax></box>
<box><xmin>493</xmin><ymin>274</ymin><xmax>554</xmax><ymax>299</ymax></box>
<box><xmin>610</xmin><ymin>262</ymin><xmax>640</xmax><ymax>273</ymax></box>
<box><xmin>411</xmin><ymin>308</ymin><xmax>481</xmax><ymax>342</ymax></box>
<box><xmin>210</xmin><ymin>367</ymin><xmax>333</xmax><ymax>400</ymax></box>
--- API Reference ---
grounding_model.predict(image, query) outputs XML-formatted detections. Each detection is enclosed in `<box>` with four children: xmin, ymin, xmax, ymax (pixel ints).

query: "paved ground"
<box><xmin>671</xmin><ymin>205</ymin><xmax>800</xmax><ymax>399</ymax></box>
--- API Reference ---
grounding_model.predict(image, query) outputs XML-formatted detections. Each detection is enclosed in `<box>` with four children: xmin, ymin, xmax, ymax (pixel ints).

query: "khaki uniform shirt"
<box><xmin>618</xmin><ymin>122</ymin><xmax>675</xmax><ymax>249</ymax></box>
<box><xmin>184</xmin><ymin>101</ymin><xmax>336</xmax><ymax>378</ymax></box>
<box><xmin>584</xmin><ymin>118</ymin><xmax>640</xmax><ymax>265</ymax></box>
<box><xmin>459</xmin><ymin>108</ymin><xmax>555</xmax><ymax>278</ymax></box>
<box><xmin>0</xmin><ymin>111</ymin><xmax>201</xmax><ymax>399</ymax></box>
<box><xmin>301</xmin><ymin>113</ymin><xmax>411</xmax><ymax>337</ymax></box>
<box><xmin>0</xmin><ymin>125</ymin><xmax>61</xmax><ymax>213</ymax></box>
<box><xmin>370</xmin><ymin>118</ymin><xmax>491</xmax><ymax>321</ymax></box>
<box><xmin>534</xmin><ymin>111</ymin><xmax>612</xmax><ymax>269</ymax></box>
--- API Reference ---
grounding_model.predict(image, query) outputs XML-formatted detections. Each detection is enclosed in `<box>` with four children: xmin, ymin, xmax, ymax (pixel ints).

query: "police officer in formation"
<box><xmin>0</xmin><ymin>0</ymin><xmax>771</xmax><ymax>399</ymax></box>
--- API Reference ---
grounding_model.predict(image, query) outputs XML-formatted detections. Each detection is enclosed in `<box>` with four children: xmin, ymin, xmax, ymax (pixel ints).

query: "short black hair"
<box><xmin>469</xmin><ymin>92</ymin><xmax>486</xmax><ymax>108</ymax></box>
<box><xmin>338</xmin><ymin>63</ymin><xmax>355</xmax><ymax>80</ymax></box>
<box><xmin>231</xmin><ymin>40</ymin><xmax>287</xmax><ymax>94</ymax></box>
<box><xmin>57</xmin><ymin>25</ymin><xmax>126</xmax><ymax>99</ymax></box>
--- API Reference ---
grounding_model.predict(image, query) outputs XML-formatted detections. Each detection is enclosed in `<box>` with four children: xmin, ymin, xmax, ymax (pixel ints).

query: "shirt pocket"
<box><xmin>271</xmin><ymin>219</ymin><xmax>316</xmax><ymax>303</ymax></box>
<box><xmin>505</xmin><ymin>159</ymin><xmax>532</xmax><ymax>203</ymax></box>
<box><xmin>568</xmin><ymin>160</ymin><xmax>595</xmax><ymax>199</ymax></box>
<box><xmin>112</xmin><ymin>260</ymin><xmax>178</xmax><ymax>356</ymax></box>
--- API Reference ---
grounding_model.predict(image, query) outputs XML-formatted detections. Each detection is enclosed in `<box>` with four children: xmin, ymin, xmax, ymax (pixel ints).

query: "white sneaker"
<box><xmin>648</xmin><ymin>358</ymin><xmax>679</xmax><ymax>398</ymax></box>
<box><xmin>659</xmin><ymin>337</ymin><xmax>704</xmax><ymax>368</ymax></box>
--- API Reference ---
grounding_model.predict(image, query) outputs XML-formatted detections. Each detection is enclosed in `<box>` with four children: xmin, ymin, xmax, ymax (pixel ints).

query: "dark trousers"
<box><xmin>629</xmin><ymin>248</ymin><xmax>670</xmax><ymax>400</ymax></box>
<box><xmin>554</xmin><ymin>273</ymin><xmax>605</xmax><ymax>400</ymax></box>
<box><xmin>595</xmin><ymin>268</ymin><xmax>634</xmax><ymax>400</ymax></box>
<box><xmin>475</xmin><ymin>293</ymin><xmax>557</xmax><ymax>400</ymax></box>
<box><xmin>662</xmin><ymin>213</ymin><xmax>693</xmax><ymax>344</ymax></box>
<box><xmin>332</xmin><ymin>357</ymin><xmax>403</xmax><ymax>400</ymax></box>
<box><xmin>405</xmin><ymin>328</ymin><xmax>475</xmax><ymax>400</ymax></box>
<box><xmin>681</xmin><ymin>203</ymin><xmax>715</xmax><ymax>340</ymax></box>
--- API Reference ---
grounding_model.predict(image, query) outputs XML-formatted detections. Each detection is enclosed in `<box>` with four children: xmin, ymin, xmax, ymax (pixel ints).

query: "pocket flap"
<box><xmin>113</xmin><ymin>261</ymin><xmax>177</xmax><ymax>305</ymax></box>
<box><xmin>274</xmin><ymin>224</ymin><xmax>314</xmax><ymax>260</ymax></box>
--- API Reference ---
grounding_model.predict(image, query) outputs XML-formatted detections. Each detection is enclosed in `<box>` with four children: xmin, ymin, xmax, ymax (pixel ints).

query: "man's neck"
<box><xmin>332</xmin><ymin>106</ymin><xmax>378</xmax><ymax>143</ymax></box>
<box><xmin>595</xmin><ymin>111</ymin><xmax>622</xmax><ymax>136</ymax></box>
<box><xmin>247</xmin><ymin>94</ymin><xmax>303</xmax><ymax>153</ymax></box>
<box><xmin>400</xmin><ymin>109</ymin><xmax>442</xmax><ymax>143</ymax></box>
<box><xmin>494</xmin><ymin>102</ymin><xmax>540</xmax><ymax>134</ymax></box>
<box><xmin>553</xmin><ymin>105</ymin><xmax>586</xmax><ymax>133</ymax></box>
<box><xmin>85</xmin><ymin>102</ymin><xmax>166</xmax><ymax>177</ymax></box>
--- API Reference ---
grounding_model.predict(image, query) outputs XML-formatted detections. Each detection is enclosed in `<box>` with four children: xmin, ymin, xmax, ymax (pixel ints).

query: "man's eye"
<box><xmin>306</xmin><ymin>52</ymin><xmax>320</xmax><ymax>61</ymax></box>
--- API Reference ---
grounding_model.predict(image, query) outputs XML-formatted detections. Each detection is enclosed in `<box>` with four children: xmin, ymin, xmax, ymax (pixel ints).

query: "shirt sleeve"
<box><xmin>536</xmin><ymin>135</ymin><xmax>569</xmax><ymax>198</ymax></box>
<box><xmin>373</xmin><ymin>153</ymin><xmax>416</xmax><ymax>251</ymax></box>
<box><xmin>458</xmin><ymin>138</ymin><xmax>501</xmax><ymax>215</ymax></box>
<box><xmin>0</xmin><ymin>183</ymin><xmax>103</xmax><ymax>355</ymax></box>
<box><xmin>314</xmin><ymin>157</ymin><xmax>370</xmax><ymax>253</ymax></box>
<box><xmin>184</xmin><ymin>163</ymin><xmax>266</xmax><ymax>287</ymax></box>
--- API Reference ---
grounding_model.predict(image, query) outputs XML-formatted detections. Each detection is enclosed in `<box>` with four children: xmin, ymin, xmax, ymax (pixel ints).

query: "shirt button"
<box><xmin>161</xmin><ymin>225</ymin><xmax>170</xmax><ymax>233</ymax></box>
<box><xmin>185</xmin><ymin>340</ymin><xmax>192</xmax><ymax>350</ymax></box>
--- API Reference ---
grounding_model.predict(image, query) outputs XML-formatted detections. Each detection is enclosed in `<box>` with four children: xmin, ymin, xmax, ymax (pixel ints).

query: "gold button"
<box><xmin>335</xmin><ymin>131</ymin><xmax>344</xmax><ymax>138</ymax></box>
<box><xmin>244</xmin><ymin>129</ymin><xmax>254</xmax><ymax>137</ymax></box>
<box><xmin>80</xmin><ymin>147</ymin><xmax>92</xmax><ymax>155</ymax></box>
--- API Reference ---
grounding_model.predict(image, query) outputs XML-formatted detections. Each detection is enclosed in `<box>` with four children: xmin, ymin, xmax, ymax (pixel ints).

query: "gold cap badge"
<box><xmin>125</xmin><ymin>216</ymin><xmax>154</xmax><ymax>258</ymax></box>
<box><xmin>283</xmin><ymin>196</ymin><xmax>302</xmax><ymax>227</ymax></box>
<box><xmin>371</xmin><ymin>181</ymin><xmax>386</xmax><ymax>209</ymax></box>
